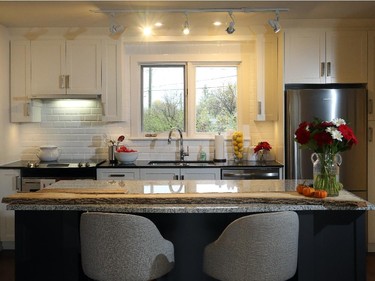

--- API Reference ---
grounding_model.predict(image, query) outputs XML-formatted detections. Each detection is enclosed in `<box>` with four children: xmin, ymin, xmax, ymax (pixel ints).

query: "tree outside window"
<box><xmin>141</xmin><ymin>64</ymin><xmax>237</xmax><ymax>134</ymax></box>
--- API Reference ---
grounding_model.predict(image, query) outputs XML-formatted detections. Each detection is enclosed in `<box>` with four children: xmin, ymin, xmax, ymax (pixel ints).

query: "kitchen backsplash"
<box><xmin>19</xmin><ymin>99</ymin><xmax>275</xmax><ymax>162</ymax></box>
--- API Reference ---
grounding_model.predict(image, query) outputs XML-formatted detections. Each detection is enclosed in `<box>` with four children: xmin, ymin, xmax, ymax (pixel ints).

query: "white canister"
<box><xmin>36</xmin><ymin>145</ymin><xmax>61</xmax><ymax>162</ymax></box>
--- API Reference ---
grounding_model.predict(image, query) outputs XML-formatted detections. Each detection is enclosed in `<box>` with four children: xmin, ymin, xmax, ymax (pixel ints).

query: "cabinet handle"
<box><xmin>65</xmin><ymin>75</ymin><xmax>70</xmax><ymax>89</ymax></box>
<box><xmin>24</xmin><ymin>102</ymin><xmax>30</xmax><ymax>117</ymax></box>
<box><xmin>15</xmin><ymin>176</ymin><xmax>21</xmax><ymax>192</ymax></box>
<box><xmin>109</xmin><ymin>174</ymin><xmax>125</xmax><ymax>178</ymax></box>
<box><xmin>181</xmin><ymin>175</ymin><xmax>184</xmax><ymax>180</ymax></box>
<box><xmin>258</xmin><ymin>101</ymin><xmax>262</xmax><ymax>115</ymax></box>
<box><xmin>369</xmin><ymin>127</ymin><xmax>373</xmax><ymax>142</ymax></box>
<box><xmin>369</xmin><ymin>99</ymin><xmax>373</xmax><ymax>115</ymax></box>
<box><xmin>320</xmin><ymin>62</ymin><xmax>325</xmax><ymax>77</ymax></box>
<box><xmin>327</xmin><ymin>62</ymin><xmax>331</xmax><ymax>77</ymax></box>
<box><xmin>59</xmin><ymin>75</ymin><xmax>65</xmax><ymax>89</ymax></box>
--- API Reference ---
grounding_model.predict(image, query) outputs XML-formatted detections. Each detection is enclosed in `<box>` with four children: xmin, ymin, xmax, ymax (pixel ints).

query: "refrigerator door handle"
<box><xmin>320</xmin><ymin>62</ymin><xmax>325</xmax><ymax>77</ymax></box>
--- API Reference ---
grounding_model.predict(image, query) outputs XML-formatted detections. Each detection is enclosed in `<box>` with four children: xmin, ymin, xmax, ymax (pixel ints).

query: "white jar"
<box><xmin>36</xmin><ymin>145</ymin><xmax>61</xmax><ymax>162</ymax></box>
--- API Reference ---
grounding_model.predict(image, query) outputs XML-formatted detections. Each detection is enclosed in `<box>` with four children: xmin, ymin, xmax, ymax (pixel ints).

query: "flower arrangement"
<box><xmin>294</xmin><ymin>118</ymin><xmax>357</xmax><ymax>154</ymax></box>
<box><xmin>294</xmin><ymin>117</ymin><xmax>357</xmax><ymax>196</ymax></box>
<box><xmin>254</xmin><ymin>141</ymin><xmax>272</xmax><ymax>161</ymax></box>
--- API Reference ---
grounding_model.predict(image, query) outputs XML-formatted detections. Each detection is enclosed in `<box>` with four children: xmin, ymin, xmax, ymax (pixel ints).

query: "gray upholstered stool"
<box><xmin>80</xmin><ymin>212</ymin><xmax>175</xmax><ymax>281</ymax></box>
<box><xmin>203</xmin><ymin>211</ymin><xmax>299</xmax><ymax>281</ymax></box>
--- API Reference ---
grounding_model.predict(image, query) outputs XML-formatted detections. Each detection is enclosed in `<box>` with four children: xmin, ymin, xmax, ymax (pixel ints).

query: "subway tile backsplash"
<box><xmin>19</xmin><ymin>100</ymin><xmax>275</xmax><ymax>162</ymax></box>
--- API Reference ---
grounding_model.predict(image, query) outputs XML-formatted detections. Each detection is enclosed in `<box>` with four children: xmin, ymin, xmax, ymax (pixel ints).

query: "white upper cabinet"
<box><xmin>284</xmin><ymin>29</ymin><xmax>367</xmax><ymax>84</ymax></box>
<box><xmin>10</xmin><ymin>40</ymin><xmax>41</xmax><ymax>122</ymax></box>
<box><xmin>30</xmin><ymin>39</ymin><xmax>102</xmax><ymax>97</ymax></box>
<box><xmin>101</xmin><ymin>40</ymin><xmax>124</xmax><ymax>121</ymax></box>
<box><xmin>256</xmin><ymin>34</ymin><xmax>278</xmax><ymax>121</ymax></box>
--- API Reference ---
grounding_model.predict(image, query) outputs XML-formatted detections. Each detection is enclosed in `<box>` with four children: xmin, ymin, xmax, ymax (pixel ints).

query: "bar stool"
<box><xmin>203</xmin><ymin>211</ymin><xmax>299</xmax><ymax>281</ymax></box>
<box><xmin>80</xmin><ymin>212</ymin><xmax>175</xmax><ymax>281</ymax></box>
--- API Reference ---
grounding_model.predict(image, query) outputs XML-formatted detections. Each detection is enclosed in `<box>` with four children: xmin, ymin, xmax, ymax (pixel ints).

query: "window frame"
<box><xmin>140</xmin><ymin>64</ymin><xmax>187</xmax><ymax>132</ymax></box>
<box><xmin>129</xmin><ymin>50</ymin><xmax>242</xmax><ymax>139</ymax></box>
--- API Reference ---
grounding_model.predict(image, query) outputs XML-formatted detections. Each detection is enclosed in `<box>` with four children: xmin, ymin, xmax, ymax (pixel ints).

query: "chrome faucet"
<box><xmin>167</xmin><ymin>128</ymin><xmax>189</xmax><ymax>161</ymax></box>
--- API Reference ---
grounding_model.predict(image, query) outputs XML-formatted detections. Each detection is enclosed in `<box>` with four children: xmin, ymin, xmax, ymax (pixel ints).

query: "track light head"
<box><xmin>109</xmin><ymin>13</ymin><xmax>125</xmax><ymax>35</ymax></box>
<box><xmin>268</xmin><ymin>10</ymin><xmax>281</xmax><ymax>33</ymax></box>
<box><xmin>226</xmin><ymin>12</ymin><xmax>235</xmax><ymax>34</ymax></box>
<box><xmin>182</xmin><ymin>13</ymin><xmax>190</xmax><ymax>35</ymax></box>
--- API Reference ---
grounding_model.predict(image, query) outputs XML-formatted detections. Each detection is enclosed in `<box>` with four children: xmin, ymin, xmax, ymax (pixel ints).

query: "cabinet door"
<box><xmin>10</xmin><ymin>40</ymin><xmax>42</xmax><ymax>122</ymax></box>
<box><xmin>256</xmin><ymin>35</ymin><xmax>278</xmax><ymax>121</ymax></box>
<box><xmin>140</xmin><ymin>168</ymin><xmax>180</xmax><ymax>180</ymax></box>
<box><xmin>66</xmin><ymin>40</ymin><xmax>102</xmax><ymax>95</ymax></box>
<box><xmin>31</xmin><ymin>40</ymin><xmax>66</xmax><ymax>96</ymax></box>
<box><xmin>0</xmin><ymin>169</ymin><xmax>20</xmax><ymax>248</ymax></box>
<box><xmin>368</xmin><ymin>32</ymin><xmax>375</xmax><ymax>120</ymax></box>
<box><xmin>181</xmin><ymin>168</ymin><xmax>221</xmax><ymax>180</ymax></box>
<box><xmin>325</xmin><ymin>31</ymin><xmax>367</xmax><ymax>83</ymax></box>
<box><xmin>101</xmin><ymin>40</ymin><xmax>124</xmax><ymax>121</ymax></box>
<box><xmin>368</xmin><ymin>121</ymin><xmax>375</xmax><ymax>251</ymax></box>
<box><xmin>284</xmin><ymin>29</ymin><xmax>325</xmax><ymax>83</ymax></box>
<box><xmin>97</xmin><ymin>168</ymin><xmax>140</xmax><ymax>180</ymax></box>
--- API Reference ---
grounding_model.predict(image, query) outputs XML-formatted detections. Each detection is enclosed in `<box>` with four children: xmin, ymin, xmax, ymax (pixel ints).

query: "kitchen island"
<box><xmin>2</xmin><ymin>179</ymin><xmax>373</xmax><ymax>281</ymax></box>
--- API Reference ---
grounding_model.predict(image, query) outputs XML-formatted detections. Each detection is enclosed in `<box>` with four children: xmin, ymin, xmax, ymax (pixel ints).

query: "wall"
<box><xmin>0</xmin><ymin>25</ymin><xmax>20</xmax><ymax>165</ymax></box>
<box><xmin>19</xmin><ymin>98</ymin><xmax>274</xmax><ymax>162</ymax></box>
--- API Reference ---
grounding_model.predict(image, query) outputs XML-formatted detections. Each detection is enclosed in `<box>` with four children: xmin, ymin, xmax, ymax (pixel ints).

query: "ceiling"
<box><xmin>1</xmin><ymin>1</ymin><xmax>375</xmax><ymax>35</ymax></box>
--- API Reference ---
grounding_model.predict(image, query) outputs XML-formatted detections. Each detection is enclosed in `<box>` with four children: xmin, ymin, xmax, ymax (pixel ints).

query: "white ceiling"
<box><xmin>1</xmin><ymin>1</ymin><xmax>375</xmax><ymax>34</ymax></box>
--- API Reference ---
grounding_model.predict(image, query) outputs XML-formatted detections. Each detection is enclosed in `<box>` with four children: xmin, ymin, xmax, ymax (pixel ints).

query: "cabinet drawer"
<box><xmin>96</xmin><ymin>168</ymin><xmax>140</xmax><ymax>180</ymax></box>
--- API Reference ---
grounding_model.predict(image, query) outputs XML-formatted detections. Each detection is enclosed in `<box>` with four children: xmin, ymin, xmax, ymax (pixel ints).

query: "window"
<box><xmin>141</xmin><ymin>65</ymin><xmax>186</xmax><ymax>132</ymax></box>
<box><xmin>195</xmin><ymin>66</ymin><xmax>237</xmax><ymax>133</ymax></box>
<box><xmin>140</xmin><ymin>64</ymin><xmax>238</xmax><ymax>135</ymax></box>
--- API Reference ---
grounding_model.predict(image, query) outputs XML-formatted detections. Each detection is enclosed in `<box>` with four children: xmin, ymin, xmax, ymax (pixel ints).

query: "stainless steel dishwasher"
<box><xmin>221</xmin><ymin>167</ymin><xmax>281</xmax><ymax>180</ymax></box>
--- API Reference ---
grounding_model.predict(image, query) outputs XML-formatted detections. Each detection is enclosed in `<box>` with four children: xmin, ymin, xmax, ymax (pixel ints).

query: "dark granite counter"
<box><xmin>0</xmin><ymin>159</ymin><xmax>283</xmax><ymax>169</ymax></box>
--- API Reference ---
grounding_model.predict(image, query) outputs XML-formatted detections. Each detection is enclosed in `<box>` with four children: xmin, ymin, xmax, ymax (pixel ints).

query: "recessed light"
<box><xmin>154</xmin><ymin>22</ymin><xmax>163</xmax><ymax>27</ymax></box>
<box><xmin>143</xmin><ymin>26</ymin><xmax>152</xmax><ymax>36</ymax></box>
<box><xmin>213</xmin><ymin>21</ymin><xmax>222</xmax><ymax>26</ymax></box>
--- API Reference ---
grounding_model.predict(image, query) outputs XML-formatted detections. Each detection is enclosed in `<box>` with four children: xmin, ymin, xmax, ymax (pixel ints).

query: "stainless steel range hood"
<box><xmin>29</xmin><ymin>94</ymin><xmax>101</xmax><ymax>100</ymax></box>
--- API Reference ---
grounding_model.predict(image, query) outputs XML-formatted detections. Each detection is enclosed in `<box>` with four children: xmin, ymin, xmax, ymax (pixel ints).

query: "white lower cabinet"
<box><xmin>0</xmin><ymin>169</ymin><xmax>19</xmax><ymax>250</ymax></box>
<box><xmin>96</xmin><ymin>168</ymin><xmax>140</xmax><ymax>180</ymax></box>
<box><xmin>140</xmin><ymin>168</ymin><xmax>221</xmax><ymax>180</ymax></box>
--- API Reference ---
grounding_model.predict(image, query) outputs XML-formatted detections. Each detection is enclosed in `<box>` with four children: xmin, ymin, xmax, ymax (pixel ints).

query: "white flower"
<box><xmin>326</xmin><ymin>127</ymin><xmax>343</xmax><ymax>141</ymax></box>
<box><xmin>332</xmin><ymin>118</ymin><xmax>346</xmax><ymax>126</ymax></box>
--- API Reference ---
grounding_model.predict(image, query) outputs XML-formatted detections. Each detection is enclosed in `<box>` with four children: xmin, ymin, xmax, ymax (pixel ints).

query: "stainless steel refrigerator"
<box><xmin>285</xmin><ymin>84</ymin><xmax>368</xmax><ymax>199</ymax></box>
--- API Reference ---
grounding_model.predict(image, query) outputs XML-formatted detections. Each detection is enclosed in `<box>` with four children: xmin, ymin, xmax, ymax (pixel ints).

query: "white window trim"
<box><xmin>127</xmin><ymin>46</ymin><xmax>242</xmax><ymax>139</ymax></box>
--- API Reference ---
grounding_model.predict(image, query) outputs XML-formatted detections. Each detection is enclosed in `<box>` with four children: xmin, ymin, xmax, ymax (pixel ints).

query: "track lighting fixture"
<box><xmin>268</xmin><ymin>10</ymin><xmax>281</xmax><ymax>33</ymax></box>
<box><xmin>182</xmin><ymin>13</ymin><xmax>190</xmax><ymax>35</ymax></box>
<box><xmin>92</xmin><ymin>7</ymin><xmax>289</xmax><ymax>36</ymax></box>
<box><xmin>109</xmin><ymin>13</ymin><xmax>125</xmax><ymax>35</ymax></box>
<box><xmin>226</xmin><ymin>12</ymin><xmax>235</xmax><ymax>34</ymax></box>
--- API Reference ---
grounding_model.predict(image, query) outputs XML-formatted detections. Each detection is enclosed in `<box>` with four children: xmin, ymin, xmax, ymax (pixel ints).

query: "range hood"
<box><xmin>29</xmin><ymin>94</ymin><xmax>101</xmax><ymax>100</ymax></box>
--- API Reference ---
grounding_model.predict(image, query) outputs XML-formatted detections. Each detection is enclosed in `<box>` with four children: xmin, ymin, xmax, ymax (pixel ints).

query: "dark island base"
<box><xmin>14</xmin><ymin>210</ymin><xmax>366</xmax><ymax>281</ymax></box>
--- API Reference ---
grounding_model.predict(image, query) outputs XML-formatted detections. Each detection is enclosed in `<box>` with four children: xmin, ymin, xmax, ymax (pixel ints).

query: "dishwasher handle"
<box><xmin>222</xmin><ymin>172</ymin><xmax>279</xmax><ymax>179</ymax></box>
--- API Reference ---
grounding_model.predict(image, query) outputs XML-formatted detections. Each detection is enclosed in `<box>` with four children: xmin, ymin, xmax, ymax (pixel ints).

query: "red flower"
<box><xmin>254</xmin><ymin>141</ymin><xmax>272</xmax><ymax>153</ymax></box>
<box><xmin>294</xmin><ymin>117</ymin><xmax>357</xmax><ymax>154</ymax></box>
<box><xmin>295</xmin><ymin>122</ymin><xmax>311</xmax><ymax>144</ymax></box>
<box><xmin>338</xmin><ymin>124</ymin><xmax>358</xmax><ymax>144</ymax></box>
<box><xmin>314</xmin><ymin>131</ymin><xmax>333</xmax><ymax>147</ymax></box>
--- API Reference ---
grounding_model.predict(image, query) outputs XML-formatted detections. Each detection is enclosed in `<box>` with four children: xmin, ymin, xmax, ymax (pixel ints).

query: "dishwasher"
<box><xmin>221</xmin><ymin>167</ymin><xmax>281</xmax><ymax>180</ymax></box>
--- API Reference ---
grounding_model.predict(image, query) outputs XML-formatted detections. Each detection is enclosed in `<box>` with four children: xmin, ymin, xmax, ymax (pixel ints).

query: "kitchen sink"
<box><xmin>148</xmin><ymin>160</ymin><xmax>216</xmax><ymax>166</ymax></box>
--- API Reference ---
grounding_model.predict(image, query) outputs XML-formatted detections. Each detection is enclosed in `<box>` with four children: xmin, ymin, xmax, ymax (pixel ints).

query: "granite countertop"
<box><xmin>99</xmin><ymin>160</ymin><xmax>284</xmax><ymax>168</ymax></box>
<box><xmin>2</xmin><ymin>179</ymin><xmax>373</xmax><ymax>213</ymax></box>
<box><xmin>0</xmin><ymin>159</ymin><xmax>283</xmax><ymax>169</ymax></box>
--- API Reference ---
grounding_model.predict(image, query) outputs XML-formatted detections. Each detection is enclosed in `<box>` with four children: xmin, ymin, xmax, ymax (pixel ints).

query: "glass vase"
<box><xmin>311</xmin><ymin>152</ymin><xmax>343</xmax><ymax>197</ymax></box>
